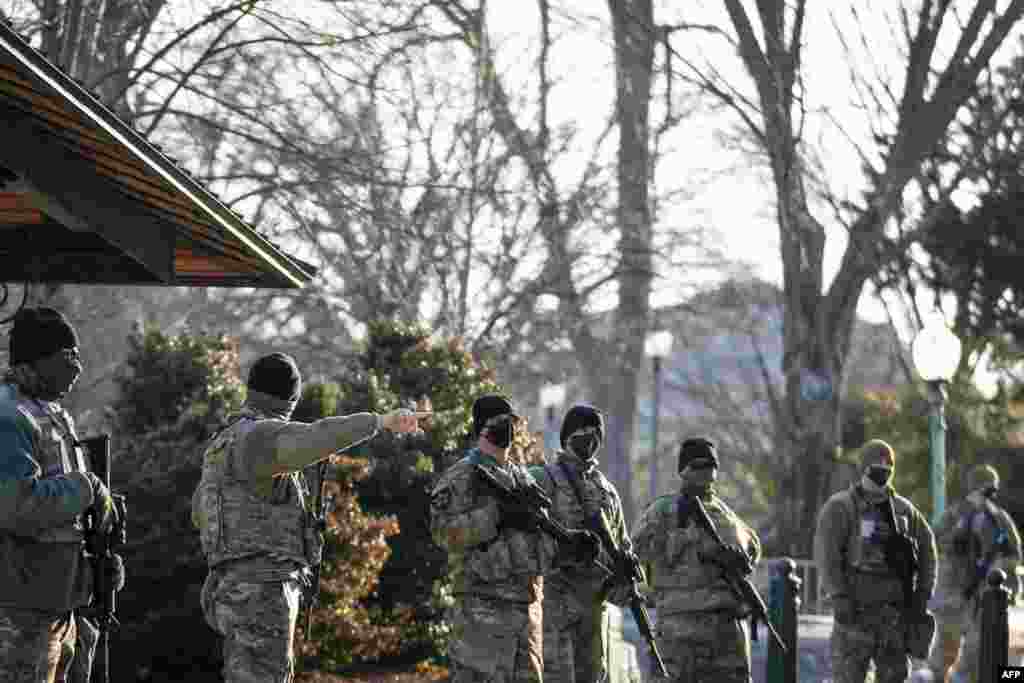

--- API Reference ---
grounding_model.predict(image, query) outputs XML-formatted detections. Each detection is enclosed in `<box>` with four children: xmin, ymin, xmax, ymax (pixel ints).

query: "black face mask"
<box><xmin>866</xmin><ymin>466</ymin><xmax>893</xmax><ymax>488</ymax></box>
<box><xmin>680</xmin><ymin>461</ymin><xmax>717</xmax><ymax>497</ymax></box>
<box><xmin>568</xmin><ymin>433</ymin><xmax>600</xmax><ymax>460</ymax></box>
<box><xmin>485</xmin><ymin>416</ymin><xmax>515</xmax><ymax>449</ymax></box>
<box><xmin>34</xmin><ymin>349</ymin><xmax>82</xmax><ymax>401</ymax></box>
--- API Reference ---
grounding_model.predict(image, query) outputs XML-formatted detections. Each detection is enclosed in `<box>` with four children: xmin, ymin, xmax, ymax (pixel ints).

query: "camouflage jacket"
<box><xmin>528</xmin><ymin>451</ymin><xmax>633</xmax><ymax>609</ymax></box>
<box><xmin>192</xmin><ymin>405</ymin><xmax>380</xmax><ymax>579</ymax></box>
<box><xmin>931</xmin><ymin>494</ymin><xmax>1021</xmax><ymax>611</ymax></box>
<box><xmin>0</xmin><ymin>373</ymin><xmax>96</xmax><ymax>610</ymax></box>
<box><xmin>814</xmin><ymin>483</ymin><xmax>936</xmax><ymax>607</ymax></box>
<box><xmin>430</xmin><ymin>448</ymin><xmax>557</xmax><ymax>604</ymax></box>
<box><xmin>631</xmin><ymin>490</ymin><xmax>761</xmax><ymax>616</ymax></box>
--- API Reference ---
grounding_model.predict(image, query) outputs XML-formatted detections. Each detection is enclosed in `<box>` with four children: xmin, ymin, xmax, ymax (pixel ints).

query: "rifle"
<box><xmin>882</xmin><ymin>496</ymin><xmax>936</xmax><ymax>658</ymax></box>
<box><xmin>81</xmin><ymin>434</ymin><xmax>127</xmax><ymax>683</ymax></box>
<box><xmin>882</xmin><ymin>497</ymin><xmax>919</xmax><ymax>610</ymax></box>
<box><xmin>688</xmin><ymin>496</ymin><xmax>786</xmax><ymax>653</ymax></box>
<box><xmin>592</xmin><ymin>510</ymin><xmax>670</xmax><ymax>678</ymax></box>
<box><xmin>473</xmin><ymin>464</ymin><xmax>611</xmax><ymax>576</ymax></box>
<box><xmin>303</xmin><ymin>460</ymin><xmax>329</xmax><ymax>641</ymax></box>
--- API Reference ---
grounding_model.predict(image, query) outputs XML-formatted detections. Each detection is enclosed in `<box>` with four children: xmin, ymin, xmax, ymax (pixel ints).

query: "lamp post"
<box><xmin>645</xmin><ymin>330</ymin><xmax>674</xmax><ymax>503</ymax></box>
<box><xmin>539</xmin><ymin>383</ymin><xmax>566</xmax><ymax>456</ymax></box>
<box><xmin>911</xmin><ymin>317</ymin><xmax>962</xmax><ymax>525</ymax></box>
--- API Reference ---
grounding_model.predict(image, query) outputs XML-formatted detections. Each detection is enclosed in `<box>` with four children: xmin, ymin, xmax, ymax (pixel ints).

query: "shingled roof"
<box><xmin>0</xmin><ymin>20</ymin><xmax>315</xmax><ymax>288</ymax></box>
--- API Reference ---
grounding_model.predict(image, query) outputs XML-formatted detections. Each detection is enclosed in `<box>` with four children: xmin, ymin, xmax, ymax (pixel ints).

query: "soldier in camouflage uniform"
<box><xmin>631</xmin><ymin>437</ymin><xmax>762</xmax><ymax>683</ymax></box>
<box><xmin>430</xmin><ymin>395</ymin><xmax>598</xmax><ymax>683</ymax></box>
<box><xmin>927</xmin><ymin>464</ymin><xmax>1021</xmax><ymax>683</ymax></box>
<box><xmin>191</xmin><ymin>352</ymin><xmax>420</xmax><ymax>683</ymax></box>
<box><xmin>527</xmin><ymin>404</ymin><xmax>634</xmax><ymax>683</ymax></box>
<box><xmin>0</xmin><ymin>308</ymin><xmax>122</xmax><ymax>683</ymax></box>
<box><xmin>814</xmin><ymin>439</ymin><xmax>937</xmax><ymax>683</ymax></box>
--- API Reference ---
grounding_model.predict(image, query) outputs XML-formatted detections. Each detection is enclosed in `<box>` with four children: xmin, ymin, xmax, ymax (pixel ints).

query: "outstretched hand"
<box><xmin>382</xmin><ymin>409</ymin><xmax>430</xmax><ymax>434</ymax></box>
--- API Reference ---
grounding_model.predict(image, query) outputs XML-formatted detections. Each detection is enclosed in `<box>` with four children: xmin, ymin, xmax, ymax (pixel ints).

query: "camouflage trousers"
<box><xmin>201</xmin><ymin>566</ymin><xmax>303</xmax><ymax>683</ymax></box>
<box><xmin>925</xmin><ymin>606</ymin><xmax>980</xmax><ymax>683</ymax></box>
<box><xmin>656</xmin><ymin>610</ymin><xmax>751</xmax><ymax>683</ymax></box>
<box><xmin>57</xmin><ymin>615</ymin><xmax>98</xmax><ymax>683</ymax></box>
<box><xmin>0</xmin><ymin>607</ymin><xmax>76</xmax><ymax>683</ymax></box>
<box><xmin>542</xmin><ymin>592</ymin><xmax>608</xmax><ymax>683</ymax></box>
<box><xmin>830</xmin><ymin>603</ymin><xmax>909</xmax><ymax>683</ymax></box>
<box><xmin>448</xmin><ymin>594</ymin><xmax>543</xmax><ymax>683</ymax></box>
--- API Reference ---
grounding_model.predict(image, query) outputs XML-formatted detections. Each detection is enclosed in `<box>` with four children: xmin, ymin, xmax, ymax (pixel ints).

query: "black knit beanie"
<box><xmin>560</xmin><ymin>404</ymin><xmax>604</xmax><ymax>448</ymax></box>
<box><xmin>472</xmin><ymin>394</ymin><xmax>516</xmax><ymax>437</ymax></box>
<box><xmin>9</xmin><ymin>307</ymin><xmax>79</xmax><ymax>365</ymax></box>
<box><xmin>678</xmin><ymin>437</ymin><xmax>719</xmax><ymax>472</ymax></box>
<box><xmin>247</xmin><ymin>353</ymin><xmax>302</xmax><ymax>402</ymax></box>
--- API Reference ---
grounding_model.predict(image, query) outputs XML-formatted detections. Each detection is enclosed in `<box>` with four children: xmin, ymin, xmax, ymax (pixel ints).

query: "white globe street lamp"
<box><xmin>911</xmin><ymin>316</ymin><xmax>962</xmax><ymax>524</ymax></box>
<box><xmin>645</xmin><ymin>330</ymin><xmax>674</xmax><ymax>502</ymax></box>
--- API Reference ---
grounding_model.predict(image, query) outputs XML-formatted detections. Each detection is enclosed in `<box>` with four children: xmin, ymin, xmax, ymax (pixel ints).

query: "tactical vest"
<box><xmin>195</xmin><ymin>416</ymin><xmax>321</xmax><ymax>570</ymax></box>
<box><xmin>941</xmin><ymin>499</ymin><xmax>1012</xmax><ymax>597</ymax></box>
<box><xmin>0</xmin><ymin>383</ymin><xmax>93</xmax><ymax>611</ymax></box>
<box><xmin>540</xmin><ymin>457</ymin><xmax>617</xmax><ymax>587</ymax></box>
<box><xmin>837</xmin><ymin>486</ymin><xmax>907</xmax><ymax>604</ymax></box>
<box><xmin>647</xmin><ymin>495</ymin><xmax>751</xmax><ymax>615</ymax></box>
<box><xmin>444</xmin><ymin>455</ymin><xmax>556</xmax><ymax>604</ymax></box>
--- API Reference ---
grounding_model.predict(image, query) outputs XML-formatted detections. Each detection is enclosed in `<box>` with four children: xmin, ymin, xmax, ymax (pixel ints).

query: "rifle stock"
<box><xmin>690</xmin><ymin>496</ymin><xmax>787</xmax><ymax>653</ymax></box>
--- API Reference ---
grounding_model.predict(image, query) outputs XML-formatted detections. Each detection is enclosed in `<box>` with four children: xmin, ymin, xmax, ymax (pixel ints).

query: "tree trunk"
<box><xmin>603</xmin><ymin>0</ymin><xmax>655</xmax><ymax>527</ymax></box>
<box><xmin>712</xmin><ymin>0</ymin><xmax>1024</xmax><ymax>555</ymax></box>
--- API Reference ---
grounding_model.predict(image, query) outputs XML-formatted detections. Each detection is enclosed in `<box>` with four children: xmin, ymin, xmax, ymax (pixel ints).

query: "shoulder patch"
<box><xmin>651</xmin><ymin>494</ymin><xmax>678</xmax><ymax>515</ymax></box>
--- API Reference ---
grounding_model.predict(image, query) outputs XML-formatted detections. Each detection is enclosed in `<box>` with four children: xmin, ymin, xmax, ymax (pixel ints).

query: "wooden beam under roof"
<box><xmin>0</xmin><ymin>20</ymin><xmax>315</xmax><ymax>288</ymax></box>
<box><xmin>0</xmin><ymin>103</ymin><xmax>176</xmax><ymax>282</ymax></box>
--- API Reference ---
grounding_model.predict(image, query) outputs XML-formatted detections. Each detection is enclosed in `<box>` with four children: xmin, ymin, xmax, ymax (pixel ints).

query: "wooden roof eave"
<box><xmin>0</xmin><ymin>22</ymin><xmax>314</xmax><ymax>289</ymax></box>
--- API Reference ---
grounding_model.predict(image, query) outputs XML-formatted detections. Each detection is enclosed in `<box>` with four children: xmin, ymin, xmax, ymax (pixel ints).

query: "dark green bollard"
<box><xmin>766</xmin><ymin>557</ymin><xmax>800</xmax><ymax>683</ymax></box>
<box><xmin>979</xmin><ymin>568</ymin><xmax>1010</xmax><ymax>681</ymax></box>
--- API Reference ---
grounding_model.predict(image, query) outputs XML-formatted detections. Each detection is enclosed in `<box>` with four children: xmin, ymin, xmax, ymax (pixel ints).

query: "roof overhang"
<box><xmin>0</xmin><ymin>21</ymin><xmax>316</xmax><ymax>288</ymax></box>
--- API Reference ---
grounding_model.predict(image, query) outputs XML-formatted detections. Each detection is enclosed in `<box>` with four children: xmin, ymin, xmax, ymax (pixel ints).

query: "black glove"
<box><xmin>619</xmin><ymin>549</ymin><xmax>646</xmax><ymax>583</ymax></box>
<box><xmin>85</xmin><ymin>473</ymin><xmax>117</xmax><ymax>534</ymax></box>
<box><xmin>703</xmin><ymin>544</ymin><xmax>753</xmax><ymax>576</ymax></box>
<box><xmin>833</xmin><ymin>596</ymin><xmax>856</xmax><ymax>624</ymax></box>
<box><xmin>499</xmin><ymin>501</ymin><xmax>538</xmax><ymax>533</ymax></box>
<box><xmin>563</xmin><ymin>529</ymin><xmax>600</xmax><ymax>564</ymax></box>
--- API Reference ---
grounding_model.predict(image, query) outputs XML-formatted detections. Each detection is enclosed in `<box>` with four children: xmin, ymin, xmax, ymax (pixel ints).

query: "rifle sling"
<box><xmin>558</xmin><ymin>461</ymin><xmax>612</xmax><ymax>549</ymax></box>
<box><xmin>557</xmin><ymin>461</ymin><xmax>590</xmax><ymax>517</ymax></box>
